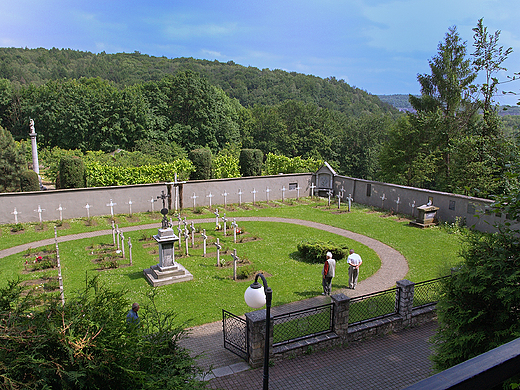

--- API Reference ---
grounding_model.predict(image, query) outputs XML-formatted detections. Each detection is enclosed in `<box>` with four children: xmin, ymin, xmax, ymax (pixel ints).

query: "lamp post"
<box><xmin>244</xmin><ymin>273</ymin><xmax>272</xmax><ymax>390</ymax></box>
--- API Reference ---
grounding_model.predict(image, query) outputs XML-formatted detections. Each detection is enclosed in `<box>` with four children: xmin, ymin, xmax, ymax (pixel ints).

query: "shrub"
<box><xmin>58</xmin><ymin>156</ymin><xmax>86</xmax><ymax>189</ymax></box>
<box><xmin>239</xmin><ymin>149</ymin><xmax>263</xmax><ymax>177</ymax></box>
<box><xmin>296</xmin><ymin>240</ymin><xmax>348</xmax><ymax>263</ymax></box>
<box><xmin>20</xmin><ymin>170</ymin><xmax>40</xmax><ymax>192</ymax></box>
<box><xmin>0</xmin><ymin>276</ymin><xmax>205</xmax><ymax>389</ymax></box>
<box><xmin>189</xmin><ymin>148</ymin><xmax>212</xmax><ymax>180</ymax></box>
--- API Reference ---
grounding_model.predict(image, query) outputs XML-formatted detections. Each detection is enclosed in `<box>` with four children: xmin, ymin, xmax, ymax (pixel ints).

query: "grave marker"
<box><xmin>120</xmin><ymin>231</ymin><xmax>125</xmax><ymax>258</ymax></box>
<box><xmin>222</xmin><ymin>213</ymin><xmax>227</xmax><ymax>236</ymax></box>
<box><xmin>265</xmin><ymin>187</ymin><xmax>270</xmax><ymax>204</ymax></box>
<box><xmin>84</xmin><ymin>203</ymin><xmax>92</xmax><ymax>219</ymax></box>
<box><xmin>214</xmin><ymin>238</ymin><xmax>222</xmax><ymax>267</ymax></box>
<box><xmin>126</xmin><ymin>199</ymin><xmax>133</xmax><ymax>216</ymax></box>
<box><xmin>111</xmin><ymin>220</ymin><xmax>116</xmax><ymax>246</ymax></box>
<box><xmin>184</xmin><ymin>229</ymin><xmax>189</xmax><ymax>256</ymax></box>
<box><xmin>128</xmin><ymin>237</ymin><xmax>133</xmax><ymax>265</ymax></box>
<box><xmin>221</xmin><ymin>191</ymin><xmax>228</xmax><ymax>209</ymax></box>
<box><xmin>214</xmin><ymin>209</ymin><xmax>220</xmax><ymax>228</ymax></box>
<box><xmin>347</xmin><ymin>194</ymin><xmax>353</xmax><ymax>212</ymax></box>
<box><xmin>381</xmin><ymin>193</ymin><xmax>386</xmax><ymax>209</ymax></box>
<box><xmin>191</xmin><ymin>192</ymin><xmax>198</xmax><ymax>210</ymax></box>
<box><xmin>231</xmin><ymin>218</ymin><xmax>238</xmax><ymax>243</ymax></box>
<box><xmin>232</xmin><ymin>249</ymin><xmax>239</xmax><ymax>280</ymax></box>
<box><xmin>56</xmin><ymin>204</ymin><xmax>65</xmax><ymax>221</ymax></box>
<box><xmin>150</xmin><ymin>197</ymin><xmax>157</xmax><ymax>212</ymax></box>
<box><xmin>190</xmin><ymin>221</ymin><xmax>195</xmax><ymax>248</ymax></box>
<box><xmin>11</xmin><ymin>208</ymin><xmax>20</xmax><ymax>224</ymax></box>
<box><xmin>201</xmin><ymin>229</ymin><xmax>208</xmax><ymax>256</ymax></box>
<box><xmin>309</xmin><ymin>182</ymin><xmax>316</xmax><ymax>198</ymax></box>
<box><xmin>281</xmin><ymin>186</ymin><xmax>286</xmax><ymax>202</ymax></box>
<box><xmin>106</xmin><ymin>199</ymin><xmax>116</xmax><ymax>217</ymax></box>
<box><xmin>251</xmin><ymin>188</ymin><xmax>257</xmax><ymax>205</ymax></box>
<box><xmin>34</xmin><ymin>205</ymin><xmax>45</xmax><ymax>223</ymax></box>
<box><xmin>238</xmin><ymin>189</ymin><xmax>243</xmax><ymax>206</ymax></box>
<box><xmin>206</xmin><ymin>192</ymin><xmax>214</xmax><ymax>209</ymax></box>
<box><xmin>395</xmin><ymin>197</ymin><xmax>401</xmax><ymax>214</ymax></box>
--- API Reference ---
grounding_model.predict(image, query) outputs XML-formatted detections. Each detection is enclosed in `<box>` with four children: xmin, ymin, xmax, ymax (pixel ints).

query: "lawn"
<box><xmin>0</xmin><ymin>198</ymin><xmax>465</xmax><ymax>327</ymax></box>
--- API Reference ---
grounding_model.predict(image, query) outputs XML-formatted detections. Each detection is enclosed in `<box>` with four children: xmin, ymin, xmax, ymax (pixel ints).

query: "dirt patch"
<box><xmin>56</xmin><ymin>222</ymin><xmax>71</xmax><ymax>230</ymax></box>
<box><xmin>84</xmin><ymin>219</ymin><xmax>98</xmax><ymax>227</ymax></box>
<box><xmin>126</xmin><ymin>216</ymin><xmax>140</xmax><ymax>223</ymax></box>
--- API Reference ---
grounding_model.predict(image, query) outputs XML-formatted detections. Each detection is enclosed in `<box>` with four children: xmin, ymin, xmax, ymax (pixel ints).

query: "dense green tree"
<box><xmin>189</xmin><ymin>148</ymin><xmax>213</xmax><ymax>180</ymax></box>
<box><xmin>10</xmin><ymin>78</ymin><xmax>151</xmax><ymax>151</ymax></box>
<box><xmin>432</xmin><ymin>184</ymin><xmax>520</xmax><ymax>371</ymax></box>
<box><xmin>378</xmin><ymin>113</ymin><xmax>442</xmax><ymax>188</ymax></box>
<box><xmin>0</xmin><ymin>125</ymin><xmax>26</xmax><ymax>192</ymax></box>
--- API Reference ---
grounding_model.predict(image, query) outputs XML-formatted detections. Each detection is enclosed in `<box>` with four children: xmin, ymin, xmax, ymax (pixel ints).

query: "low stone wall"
<box><xmin>246</xmin><ymin>279</ymin><xmax>438</xmax><ymax>368</ymax></box>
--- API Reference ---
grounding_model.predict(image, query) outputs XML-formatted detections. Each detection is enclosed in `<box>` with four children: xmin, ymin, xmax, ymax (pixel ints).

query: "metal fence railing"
<box><xmin>272</xmin><ymin>303</ymin><xmax>334</xmax><ymax>347</ymax></box>
<box><xmin>412</xmin><ymin>276</ymin><xmax>449</xmax><ymax>309</ymax></box>
<box><xmin>348</xmin><ymin>287</ymin><xmax>399</xmax><ymax>325</ymax></box>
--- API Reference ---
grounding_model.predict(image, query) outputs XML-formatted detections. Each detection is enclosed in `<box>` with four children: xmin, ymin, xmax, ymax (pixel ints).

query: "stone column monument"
<box><xmin>144</xmin><ymin>191</ymin><xmax>193</xmax><ymax>286</ymax></box>
<box><xmin>29</xmin><ymin>119</ymin><xmax>41</xmax><ymax>186</ymax></box>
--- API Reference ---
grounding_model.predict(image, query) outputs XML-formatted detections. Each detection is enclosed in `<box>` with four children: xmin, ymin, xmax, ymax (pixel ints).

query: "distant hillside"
<box><xmin>378</xmin><ymin>93</ymin><xmax>520</xmax><ymax>116</ymax></box>
<box><xmin>0</xmin><ymin>47</ymin><xmax>398</xmax><ymax>117</ymax></box>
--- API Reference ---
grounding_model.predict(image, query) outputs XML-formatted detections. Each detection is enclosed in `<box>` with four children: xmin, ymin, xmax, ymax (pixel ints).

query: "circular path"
<box><xmin>0</xmin><ymin>216</ymin><xmax>409</xmax><ymax>373</ymax></box>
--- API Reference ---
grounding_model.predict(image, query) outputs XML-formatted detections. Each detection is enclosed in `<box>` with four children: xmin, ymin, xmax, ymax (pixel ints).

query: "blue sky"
<box><xmin>2</xmin><ymin>0</ymin><xmax>519</xmax><ymax>105</ymax></box>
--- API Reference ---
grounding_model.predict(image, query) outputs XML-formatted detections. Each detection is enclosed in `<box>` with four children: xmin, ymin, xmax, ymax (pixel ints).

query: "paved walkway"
<box><xmin>207</xmin><ymin>321</ymin><xmax>436</xmax><ymax>389</ymax></box>
<box><xmin>1</xmin><ymin>217</ymin><xmax>420</xmax><ymax>388</ymax></box>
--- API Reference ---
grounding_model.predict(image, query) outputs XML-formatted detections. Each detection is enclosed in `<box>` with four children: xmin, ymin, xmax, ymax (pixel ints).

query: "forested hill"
<box><xmin>0</xmin><ymin>47</ymin><xmax>397</xmax><ymax>117</ymax></box>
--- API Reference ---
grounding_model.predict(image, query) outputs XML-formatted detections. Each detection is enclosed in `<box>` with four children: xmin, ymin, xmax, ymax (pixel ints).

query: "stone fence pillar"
<box><xmin>331</xmin><ymin>293</ymin><xmax>350</xmax><ymax>340</ymax></box>
<box><xmin>245</xmin><ymin>309</ymin><xmax>273</xmax><ymax>369</ymax></box>
<box><xmin>396</xmin><ymin>279</ymin><xmax>414</xmax><ymax>327</ymax></box>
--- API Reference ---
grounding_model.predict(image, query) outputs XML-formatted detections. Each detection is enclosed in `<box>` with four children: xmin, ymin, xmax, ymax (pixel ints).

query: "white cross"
<box><xmin>84</xmin><ymin>203</ymin><xmax>92</xmax><ymax>219</ymax></box>
<box><xmin>191</xmin><ymin>221</ymin><xmax>195</xmax><ymax>247</ymax></box>
<box><xmin>191</xmin><ymin>193</ymin><xmax>198</xmax><ymax>209</ymax></box>
<box><xmin>206</xmin><ymin>192</ymin><xmax>214</xmax><ymax>209</ymax></box>
<box><xmin>221</xmin><ymin>191</ymin><xmax>228</xmax><ymax>208</ymax></box>
<box><xmin>340</xmin><ymin>186</ymin><xmax>345</xmax><ymax>197</ymax></box>
<box><xmin>238</xmin><ymin>189</ymin><xmax>243</xmax><ymax>206</ymax></box>
<box><xmin>232</xmin><ymin>248</ymin><xmax>240</xmax><ymax>280</ymax></box>
<box><xmin>327</xmin><ymin>190</ymin><xmax>333</xmax><ymax>206</ymax></box>
<box><xmin>337</xmin><ymin>193</ymin><xmax>342</xmax><ymax>209</ymax></box>
<box><xmin>184</xmin><ymin>229</ymin><xmax>189</xmax><ymax>256</ymax></box>
<box><xmin>150</xmin><ymin>197</ymin><xmax>157</xmax><ymax>212</ymax></box>
<box><xmin>347</xmin><ymin>194</ymin><xmax>353</xmax><ymax>212</ymax></box>
<box><xmin>222</xmin><ymin>213</ymin><xmax>227</xmax><ymax>236</ymax></box>
<box><xmin>126</xmin><ymin>199</ymin><xmax>133</xmax><ymax>215</ymax></box>
<box><xmin>214</xmin><ymin>238</ymin><xmax>222</xmax><ymax>267</ymax></box>
<box><xmin>295</xmin><ymin>185</ymin><xmax>301</xmax><ymax>200</ymax></box>
<box><xmin>265</xmin><ymin>187</ymin><xmax>271</xmax><ymax>203</ymax></box>
<box><xmin>309</xmin><ymin>183</ymin><xmax>316</xmax><ymax>198</ymax></box>
<box><xmin>34</xmin><ymin>205</ymin><xmax>45</xmax><ymax>223</ymax></box>
<box><xmin>128</xmin><ymin>237</ymin><xmax>133</xmax><ymax>265</ymax></box>
<box><xmin>395</xmin><ymin>197</ymin><xmax>401</xmax><ymax>213</ymax></box>
<box><xmin>381</xmin><ymin>193</ymin><xmax>386</xmax><ymax>209</ymax></box>
<box><xmin>410</xmin><ymin>200</ymin><xmax>416</xmax><ymax>217</ymax></box>
<box><xmin>232</xmin><ymin>218</ymin><xmax>238</xmax><ymax>243</ymax></box>
<box><xmin>11</xmin><ymin>208</ymin><xmax>20</xmax><ymax>224</ymax></box>
<box><xmin>56</xmin><ymin>204</ymin><xmax>65</xmax><ymax>221</ymax></box>
<box><xmin>201</xmin><ymin>229</ymin><xmax>208</xmax><ymax>256</ymax></box>
<box><xmin>251</xmin><ymin>188</ymin><xmax>257</xmax><ymax>205</ymax></box>
<box><xmin>177</xmin><ymin>226</ymin><xmax>183</xmax><ymax>249</ymax></box>
<box><xmin>106</xmin><ymin>199</ymin><xmax>117</xmax><ymax>216</ymax></box>
<box><xmin>281</xmin><ymin>186</ymin><xmax>286</xmax><ymax>202</ymax></box>
<box><xmin>214</xmin><ymin>209</ymin><xmax>220</xmax><ymax>227</ymax></box>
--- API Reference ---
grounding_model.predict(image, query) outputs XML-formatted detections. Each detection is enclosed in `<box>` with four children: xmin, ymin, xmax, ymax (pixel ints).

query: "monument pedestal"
<box><xmin>410</xmin><ymin>205</ymin><xmax>439</xmax><ymax>228</ymax></box>
<box><xmin>143</xmin><ymin>227</ymin><xmax>193</xmax><ymax>287</ymax></box>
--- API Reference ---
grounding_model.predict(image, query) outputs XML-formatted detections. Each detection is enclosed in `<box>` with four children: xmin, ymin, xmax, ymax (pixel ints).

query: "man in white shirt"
<box><xmin>347</xmin><ymin>249</ymin><xmax>362</xmax><ymax>289</ymax></box>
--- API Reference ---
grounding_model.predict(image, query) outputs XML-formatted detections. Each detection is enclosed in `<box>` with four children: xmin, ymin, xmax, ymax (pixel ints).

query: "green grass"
<box><xmin>0</xmin><ymin>198</ymin><xmax>465</xmax><ymax>327</ymax></box>
<box><xmin>273</xmin><ymin>309</ymin><xmax>332</xmax><ymax>344</ymax></box>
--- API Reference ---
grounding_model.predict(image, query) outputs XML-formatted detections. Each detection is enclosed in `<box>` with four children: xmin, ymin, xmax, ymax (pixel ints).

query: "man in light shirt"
<box><xmin>347</xmin><ymin>249</ymin><xmax>362</xmax><ymax>289</ymax></box>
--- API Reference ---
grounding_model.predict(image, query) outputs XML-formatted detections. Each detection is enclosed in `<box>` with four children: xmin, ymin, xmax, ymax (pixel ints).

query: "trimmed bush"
<box><xmin>20</xmin><ymin>170</ymin><xmax>40</xmax><ymax>192</ymax></box>
<box><xmin>239</xmin><ymin>149</ymin><xmax>263</xmax><ymax>177</ymax></box>
<box><xmin>58</xmin><ymin>156</ymin><xmax>86</xmax><ymax>189</ymax></box>
<box><xmin>297</xmin><ymin>240</ymin><xmax>348</xmax><ymax>263</ymax></box>
<box><xmin>189</xmin><ymin>148</ymin><xmax>212</xmax><ymax>180</ymax></box>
